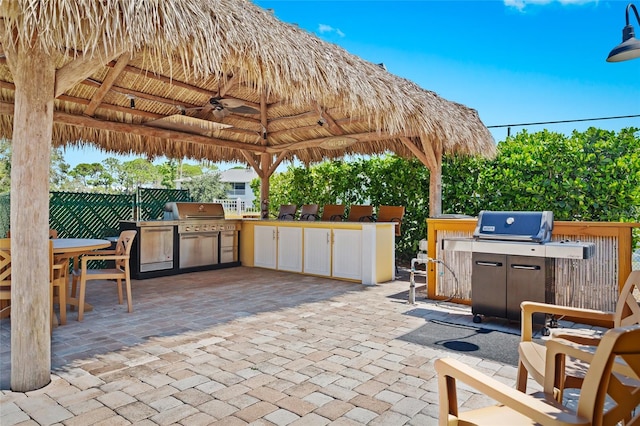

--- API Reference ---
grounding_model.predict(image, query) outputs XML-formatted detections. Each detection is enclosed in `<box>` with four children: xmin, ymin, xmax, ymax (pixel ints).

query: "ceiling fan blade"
<box><xmin>219</xmin><ymin>98</ymin><xmax>246</xmax><ymax>109</ymax></box>
<box><xmin>227</xmin><ymin>105</ymin><xmax>260</xmax><ymax>115</ymax></box>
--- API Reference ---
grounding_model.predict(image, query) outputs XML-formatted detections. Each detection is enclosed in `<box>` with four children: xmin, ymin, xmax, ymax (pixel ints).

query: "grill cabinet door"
<box><xmin>506</xmin><ymin>256</ymin><xmax>553</xmax><ymax>322</ymax></box>
<box><xmin>471</xmin><ymin>253</ymin><xmax>507</xmax><ymax>318</ymax></box>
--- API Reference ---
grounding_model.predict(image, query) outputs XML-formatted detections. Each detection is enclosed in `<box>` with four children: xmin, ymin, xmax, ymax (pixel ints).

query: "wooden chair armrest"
<box><xmin>544</xmin><ymin>337</ymin><xmax>639</xmax><ymax>393</ymax></box>
<box><xmin>81</xmin><ymin>254</ymin><xmax>129</xmax><ymax>268</ymax></box>
<box><xmin>521</xmin><ymin>301</ymin><xmax>614</xmax><ymax>341</ymax></box>
<box><xmin>88</xmin><ymin>249</ymin><xmax>117</xmax><ymax>256</ymax></box>
<box><xmin>435</xmin><ymin>358</ymin><xmax>586</xmax><ymax>425</ymax></box>
<box><xmin>552</xmin><ymin>332</ymin><xmax>602</xmax><ymax>346</ymax></box>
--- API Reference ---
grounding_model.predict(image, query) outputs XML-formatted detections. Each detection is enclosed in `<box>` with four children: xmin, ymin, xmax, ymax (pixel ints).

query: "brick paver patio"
<box><xmin>1</xmin><ymin>266</ymin><xmax>539</xmax><ymax>425</ymax></box>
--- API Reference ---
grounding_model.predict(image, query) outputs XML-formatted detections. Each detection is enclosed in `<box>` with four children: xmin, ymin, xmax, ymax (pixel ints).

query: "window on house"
<box><xmin>227</xmin><ymin>182</ymin><xmax>246</xmax><ymax>196</ymax></box>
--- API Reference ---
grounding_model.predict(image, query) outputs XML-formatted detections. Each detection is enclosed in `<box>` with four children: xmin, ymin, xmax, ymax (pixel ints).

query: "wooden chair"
<box><xmin>517</xmin><ymin>270</ymin><xmax>640</xmax><ymax>401</ymax></box>
<box><xmin>375</xmin><ymin>205</ymin><xmax>405</xmax><ymax>237</ymax></box>
<box><xmin>49</xmin><ymin>240</ymin><xmax>69</xmax><ymax>327</ymax></box>
<box><xmin>277</xmin><ymin>204</ymin><xmax>297</xmax><ymax>220</ymax></box>
<box><xmin>72</xmin><ymin>230</ymin><xmax>137</xmax><ymax>321</ymax></box>
<box><xmin>0</xmin><ymin>239</ymin><xmax>67</xmax><ymax>328</ymax></box>
<box><xmin>346</xmin><ymin>205</ymin><xmax>374</xmax><ymax>222</ymax></box>
<box><xmin>299</xmin><ymin>204</ymin><xmax>319</xmax><ymax>221</ymax></box>
<box><xmin>320</xmin><ymin>204</ymin><xmax>345</xmax><ymax>221</ymax></box>
<box><xmin>436</xmin><ymin>324</ymin><xmax>640</xmax><ymax>426</ymax></box>
<box><xmin>0</xmin><ymin>238</ymin><xmax>11</xmax><ymax>319</ymax></box>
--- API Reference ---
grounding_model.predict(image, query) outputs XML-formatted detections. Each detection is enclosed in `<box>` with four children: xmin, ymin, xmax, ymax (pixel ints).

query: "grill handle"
<box><xmin>511</xmin><ymin>264</ymin><xmax>541</xmax><ymax>270</ymax></box>
<box><xmin>475</xmin><ymin>261</ymin><xmax>503</xmax><ymax>267</ymax></box>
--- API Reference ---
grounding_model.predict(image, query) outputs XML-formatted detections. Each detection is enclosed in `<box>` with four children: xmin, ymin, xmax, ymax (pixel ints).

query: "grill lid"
<box><xmin>165</xmin><ymin>202</ymin><xmax>225</xmax><ymax>220</ymax></box>
<box><xmin>473</xmin><ymin>211</ymin><xmax>553</xmax><ymax>243</ymax></box>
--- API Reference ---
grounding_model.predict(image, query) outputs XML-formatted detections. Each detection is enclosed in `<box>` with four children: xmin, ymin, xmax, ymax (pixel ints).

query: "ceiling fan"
<box><xmin>207</xmin><ymin>96</ymin><xmax>260</xmax><ymax>119</ymax></box>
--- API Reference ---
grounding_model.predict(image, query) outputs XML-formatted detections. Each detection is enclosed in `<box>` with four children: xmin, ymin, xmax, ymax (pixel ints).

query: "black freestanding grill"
<box><xmin>442</xmin><ymin>211</ymin><xmax>595</xmax><ymax>324</ymax></box>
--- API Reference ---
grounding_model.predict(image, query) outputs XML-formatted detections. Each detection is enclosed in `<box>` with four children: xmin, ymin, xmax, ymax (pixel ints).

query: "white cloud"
<box><xmin>318</xmin><ymin>23</ymin><xmax>345</xmax><ymax>37</ymax></box>
<box><xmin>504</xmin><ymin>0</ymin><xmax>596</xmax><ymax>11</ymax></box>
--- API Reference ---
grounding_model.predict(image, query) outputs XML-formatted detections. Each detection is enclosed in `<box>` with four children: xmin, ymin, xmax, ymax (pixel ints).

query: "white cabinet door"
<box><xmin>277</xmin><ymin>226</ymin><xmax>303</xmax><ymax>272</ymax></box>
<box><xmin>303</xmin><ymin>228</ymin><xmax>331</xmax><ymax>276</ymax></box>
<box><xmin>332</xmin><ymin>229</ymin><xmax>362</xmax><ymax>280</ymax></box>
<box><xmin>254</xmin><ymin>225</ymin><xmax>277</xmax><ymax>269</ymax></box>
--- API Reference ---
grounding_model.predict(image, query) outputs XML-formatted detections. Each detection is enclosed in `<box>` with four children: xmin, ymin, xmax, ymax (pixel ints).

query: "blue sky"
<box><xmin>64</xmin><ymin>0</ymin><xmax>640</xmax><ymax>168</ymax></box>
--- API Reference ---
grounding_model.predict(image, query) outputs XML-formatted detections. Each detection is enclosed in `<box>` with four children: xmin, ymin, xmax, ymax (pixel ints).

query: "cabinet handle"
<box><xmin>475</xmin><ymin>261</ymin><xmax>502</xmax><ymax>267</ymax></box>
<box><xmin>273</xmin><ymin>229</ymin><xmax>276</xmax><ymax>240</ymax></box>
<box><xmin>327</xmin><ymin>233</ymin><xmax>330</xmax><ymax>244</ymax></box>
<box><xmin>144</xmin><ymin>228</ymin><xmax>172</xmax><ymax>233</ymax></box>
<box><xmin>511</xmin><ymin>264</ymin><xmax>540</xmax><ymax>270</ymax></box>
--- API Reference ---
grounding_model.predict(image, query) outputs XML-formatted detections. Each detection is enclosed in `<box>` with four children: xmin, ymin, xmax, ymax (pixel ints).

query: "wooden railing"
<box><xmin>426</xmin><ymin>218</ymin><xmax>639</xmax><ymax>311</ymax></box>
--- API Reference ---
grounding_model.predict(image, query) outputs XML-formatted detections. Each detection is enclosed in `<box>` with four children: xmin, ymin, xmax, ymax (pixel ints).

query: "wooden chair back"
<box><xmin>554</xmin><ymin>325</ymin><xmax>640</xmax><ymax>424</ymax></box>
<box><xmin>376</xmin><ymin>205</ymin><xmax>405</xmax><ymax>236</ymax></box>
<box><xmin>615</xmin><ymin>270</ymin><xmax>640</xmax><ymax>327</ymax></box>
<box><xmin>73</xmin><ymin>230</ymin><xmax>137</xmax><ymax>321</ymax></box>
<box><xmin>346</xmin><ymin>205</ymin><xmax>374</xmax><ymax>222</ymax></box>
<box><xmin>114</xmin><ymin>230</ymin><xmax>137</xmax><ymax>271</ymax></box>
<box><xmin>277</xmin><ymin>204</ymin><xmax>297</xmax><ymax>220</ymax></box>
<box><xmin>320</xmin><ymin>204</ymin><xmax>345</xmax><ymax>221</ymax></box>
<box><xmin>299</xmin><ymin>204</ymin><xmax>319</xmax><ymax>221</ymax></box>
<box><xmin>0</xmin><ymin>238</ymin><xmax>11</xmax><ymax>319</ymax></box>
<box><xmin>49</xmin><ymin>240</ymin><xmax>68</xmax><ymax>327</ymax></box>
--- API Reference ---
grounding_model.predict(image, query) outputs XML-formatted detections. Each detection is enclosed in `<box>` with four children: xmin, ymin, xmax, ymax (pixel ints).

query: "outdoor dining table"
<box><xmin>52</xmin><ymin>238</ymin><xmax>111</xmax><ymax>319</ymax></box>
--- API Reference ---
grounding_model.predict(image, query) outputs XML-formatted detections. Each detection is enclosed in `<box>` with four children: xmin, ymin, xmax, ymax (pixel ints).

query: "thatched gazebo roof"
<box><xmin>0</xmin><ymin>0</ymin><xmax>494</xmax><ymax>392</ymax></box>
<box><xmin>0</xmin><ymin>0</ymin><xmax>494</xmax><ymax>166</ymax></box>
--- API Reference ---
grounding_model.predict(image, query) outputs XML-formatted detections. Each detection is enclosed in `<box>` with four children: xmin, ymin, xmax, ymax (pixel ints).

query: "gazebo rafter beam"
<box><xmin>55</xmin><ymin>45</ymin><xmax>127</xmax><ymax>98</ymax></box>
<box><xmin>0</xmin><ymin>100</ymin><xmax>266</xmax><ymax>153</ymax></box>
<box><xmin>268</xmin><ymin>151</ymin><xmax>288</xmax><ymax>176</ymax></box>
<box><xmin>241</xmin><ymin>151</ymin><xmax>264</xmax><ymax>178</ymax></box>
<box><xmin>399</xmin><ymin>136</ymin><xmax>431</xmax><ymax>168</ymax></box>
<box><xmin>84</xmin><ymin>53</ymin><xmax>131</xmax><ymax>116</ymax></box>
<box><xmin>316</xmin><ymin>102</ymin><xmax>345</xmax><ymax>135</ymax></box>
<box><xmin>267</xmin><ymin>131</ymin><xmax>397</xmax><ymax>153</ymax></box>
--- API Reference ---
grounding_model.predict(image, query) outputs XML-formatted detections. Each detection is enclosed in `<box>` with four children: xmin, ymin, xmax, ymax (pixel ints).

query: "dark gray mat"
<box><xmin>399</xmin><ymin>318</ymin><xmax>524</xmax><ymax>365</ymax></box>
<box><xmin>389</xmin><ymin>279</ymin><xmax>543</xmax><ymax>366</ymax></box>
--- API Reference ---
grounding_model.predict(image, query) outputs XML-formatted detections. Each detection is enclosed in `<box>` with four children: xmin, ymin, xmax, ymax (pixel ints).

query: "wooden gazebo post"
<box><xmin>6</xmin><ymin>40</ymin><xmax>55</xmax><ymax>391</ymax></box>
<box><xmin>260</xmin><ymin>153</ymin><xmax>271</xmax><ymax>218</ymax></box>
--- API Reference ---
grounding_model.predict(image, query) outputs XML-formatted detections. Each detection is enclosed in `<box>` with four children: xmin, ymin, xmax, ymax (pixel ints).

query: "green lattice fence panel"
<box><xmin>0</xmin><ymin>192</ymin><xmax>9</xmax><ymax>238</ymax></box>
<box><xmin>137</xmin><ymin>188</ymin><xmax>191</xmax><ymax>220</ymax></box>
<box><xmin>50</xmin><ymin>192</ymin><xmax>136</xmax><ymax>238</ymax></box>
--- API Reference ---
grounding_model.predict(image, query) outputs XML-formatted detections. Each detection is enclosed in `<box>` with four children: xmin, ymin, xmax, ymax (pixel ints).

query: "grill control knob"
<box><xmin>506</xmin><ymin>217</ymin><xmax>515</xmax><ymax>225</ymax></box>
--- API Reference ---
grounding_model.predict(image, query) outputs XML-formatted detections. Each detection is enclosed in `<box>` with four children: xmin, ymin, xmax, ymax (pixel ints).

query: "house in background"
<box><xmin>220</xmin><ymin>168</ymin><xmax>259</xmax><ymax>207</ymax></box>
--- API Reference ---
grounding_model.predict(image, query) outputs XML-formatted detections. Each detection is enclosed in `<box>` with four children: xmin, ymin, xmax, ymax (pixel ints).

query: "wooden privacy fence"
<box><xmin>0</xmin><ymin>188</ymin><xmax>191</xmax><ymax>238</ymax></box>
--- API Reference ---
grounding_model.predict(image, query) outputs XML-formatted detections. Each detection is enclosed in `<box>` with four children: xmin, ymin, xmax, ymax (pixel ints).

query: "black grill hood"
<box><xmin>473</xmin><ymin>211</ymin><xmax>553</xmax><ymax>243</ymax></box>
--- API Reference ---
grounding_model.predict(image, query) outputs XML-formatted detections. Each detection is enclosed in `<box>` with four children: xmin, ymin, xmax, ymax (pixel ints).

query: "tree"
<box><xmin>69</xmin><ymin>162</ymin><xmax>115</xmax><ymax>190</ymax></box>
<box><xmin>120</xmin><ymin>158</ymin><xmax>162</xmax><ymax>192</ymax></box>
<box><xmin>0</xmin><ymin>138</ymin><xmax>11</xmax><ymax>193</ymax></box>
<box><xmin>49</xmin><ymin>147</ymin><xmax>71</xmax><ymax>191</ymax></box>
<box><xmin>181</xmin><ymin>171</ymin><xmax>228</xmax><ymax>202</ymax></box>
<box><xmin>478</xmin><ymin>127</ymin><xmax>640</xmax><ymax>222</ymax></box>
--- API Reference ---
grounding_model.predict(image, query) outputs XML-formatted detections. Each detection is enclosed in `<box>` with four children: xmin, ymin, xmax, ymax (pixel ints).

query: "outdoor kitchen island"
<box><xmin>240</xmin><ymin>220</ymin><xmax>396</xmax><ymax>285</ymax></box>
<box><xmin>121</xmin><ymin>202</ymin><xmax>242</xmax><ymax>279</ymax></box>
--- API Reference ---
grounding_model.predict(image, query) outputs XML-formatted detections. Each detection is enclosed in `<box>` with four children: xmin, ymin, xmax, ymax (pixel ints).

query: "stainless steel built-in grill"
<box><xmin>121</xmin><ymin>202</ymin><xmax>241</xmax><ymax>279</ymax></box>
<box><xmin>442</xmin><ymin>211</ymin><xmax>596</xmax><ymax>323</ymax></box>
<box><xmin>165</xmin><ymin>202</ymin><xmax>241</xmax><ymax>270</ymax></box>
